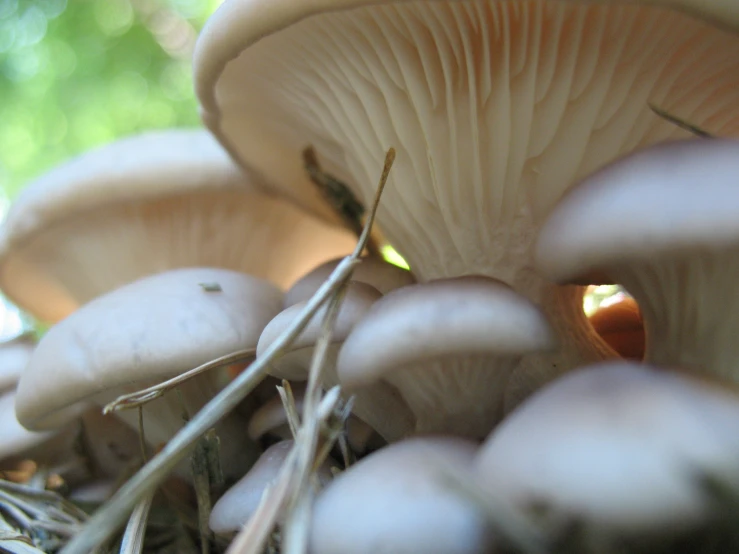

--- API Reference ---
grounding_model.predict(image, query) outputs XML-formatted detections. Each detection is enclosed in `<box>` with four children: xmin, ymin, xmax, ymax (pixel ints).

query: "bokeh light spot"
<box><xmin>94</xmin><ymin>0</ymin><xmax>133</xmax><ymax>37</ymax></box>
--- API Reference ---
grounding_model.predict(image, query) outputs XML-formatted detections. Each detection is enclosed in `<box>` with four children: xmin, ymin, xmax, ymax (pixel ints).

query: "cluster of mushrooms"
<box><xmin>3</xmin><ymin>0</ymin><xmax>739</xmax><ymax>553</ymax></box>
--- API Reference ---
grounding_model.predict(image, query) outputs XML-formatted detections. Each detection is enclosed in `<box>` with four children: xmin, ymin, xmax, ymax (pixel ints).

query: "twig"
<box><xmin>648</xmin><ymin>103</ymin><xmax>713</xmax><ymax>138</ymax></box>
<box><xmin>225</xmin><ymin>452</ymin><xmax>297</xmax><ymax>554</ymax></box>
<box><xmin>104</xmin><ymin>349</ymin><xmax>257</xmax><ymax>412</ymax></box>
<box><xmin>60</xmin><ymin>147</ymin><xmax>395</xmax><ymax>554</ymax></box>
<box><xmin>191</xmin><ymin>438</ymin><xmax>213</xmax><ymax>554</ymax></box>
<box><xmin>119</xmin><ymin>493</ymin><xmax>154</xmax><ymax>554</ymax></box>
<box><xmin>225</xmin><ymin>390</ymin><xmax>342</xmax><ymax>554</ymax></box>
<box><xmin>277</xmin><ymin>381</ymin><xmax>301</xmax><ymax>439</ymax></box>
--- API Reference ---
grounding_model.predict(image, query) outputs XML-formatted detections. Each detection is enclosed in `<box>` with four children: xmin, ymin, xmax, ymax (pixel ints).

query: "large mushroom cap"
<box><xmin>0</xmin><ymin>129</ymin><xmax>354</xmax><ymax>322</ymax></box>
<box><xmin>15</xmin><ymin>267</ymin><xmax>283</xmax><ymax>432</ymax></box>
<box><xmin>194</xmin><ymin>0</ymin><xmax>739</xmax><ymax>283</ymax></box>
<box><xmin>476</xmin><ymin>361</ymin><xmax>739</xmax><ymax>536</ymax></box>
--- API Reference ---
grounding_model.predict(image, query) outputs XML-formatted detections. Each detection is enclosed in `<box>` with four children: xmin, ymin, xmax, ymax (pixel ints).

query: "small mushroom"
<box><xmin>337</xmin><ymin>276</ymin><xmax>556</xmax><ymax>438</ymax></box>
<box><xmin>535</xmin><ymin>139</ymin><xmax>739</xmax><ymax>381</ymax></box>
<box><xmin>476</xmin><ymin>361</ymin><xmax>739</xmax><ymax>538</ymax></box>
<box><xmin>0</xmin><ymin>130</ymin><xmax>354</xmax><ymax>322</ymax></box>
<box><xmin>284</xmin><ymin>256</ymin><xmax>415</xmax><ymax>308</ymax></box>
<box><xmin>257</xmin><ymin>281</ymin><xmax>414</xmax><ymax>441</ymax></box>
<box><xmin>210</xmin><ymin>440</ymin><xmax>335</xmax><ymax>535</ymax></box>
<box><xmin>15</xmin><ymin>268</ymin><xmax>284</xmax><ymax>477</ymax></box>
<box><xmin>0</xmin><ymin>346</ymin><xmax>139</xmax><ymax>485</ymax></box>
<box><xmin>309</xmin><ymin>436</ymin><xmax>495</xmax><ymax>554</ymax></box>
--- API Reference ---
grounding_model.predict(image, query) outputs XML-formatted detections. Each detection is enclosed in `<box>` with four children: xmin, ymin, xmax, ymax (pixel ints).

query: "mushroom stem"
<box><xmin>386</xmin><ymin>354</ymin><xmax>515</xmax><ymax>437</ymax></box>
<box><xmin>505</xmin><ymin>283</ymin><xmax>617</xmax><ymax>411</ymax></box>
<box><xmin>600</xmin><ymin>255</ymin><xmax>739</xmax><ymax>379</ymax></box>
<box><xmin>98</xmin><ymin>377</ymin><xmax>258</xmax><ymax>478</ymax></box>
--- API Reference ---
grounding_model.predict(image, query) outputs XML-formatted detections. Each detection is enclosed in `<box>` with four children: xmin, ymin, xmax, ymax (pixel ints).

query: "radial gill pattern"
<box><xmin>209</xmin><ymin>0</ymin><xmax>739</xmax><ymax>285</ymax></box>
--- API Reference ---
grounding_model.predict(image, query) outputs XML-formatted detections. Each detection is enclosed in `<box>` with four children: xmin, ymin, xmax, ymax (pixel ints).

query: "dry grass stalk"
<box><xmin>104</xmin><ymin>349</ymin><xmax>257</xmax><ymax>413</ymax></box>
<box><xmin>60</xmin><ymin>147</ymin><xmax>395</xmax><ymax>554</ymax></box>
<box><xmin>225</xmin><ymin>390</ymin><xmax>342</xmax><ymax>554</ymax></box>
<box><xmin>118</xmin><ymin>493</ymin><xmax>154</xmax><ymax>554</ymax></box>
<box><xmin>276</xmin><ymin>381</ymin><xmax>301</xmax><ymax>439</ymax></box>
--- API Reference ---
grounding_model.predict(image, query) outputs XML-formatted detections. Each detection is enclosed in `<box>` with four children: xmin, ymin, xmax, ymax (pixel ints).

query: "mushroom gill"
<box><xmin>194</xmin><ymin>0</ymin><xmax>739</xmax><ymax>404</ymax></box>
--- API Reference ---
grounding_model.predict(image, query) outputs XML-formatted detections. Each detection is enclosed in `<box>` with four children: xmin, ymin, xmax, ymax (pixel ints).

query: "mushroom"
<box><xmin>337</xmin><ymin>276</ymin><xmax>557</xmax><ymax>438</ymax></box>
<box><xmin>0</xmin><ymin>392</ymin><xmax>140</xmax><ymax>487</ymax></box>
<box><xmin>535</xmin><ymin>139</ymin><xmax>739</xmax><ymax>381</ymax></box>
<box><xmin>284</xmin><ymin>255</ymin><xmax>415</xmax><ymax>307</ymax></box>
<box><xmin>193</xmin><ymin>0</ymin><xmax>739</xmax><ymax>406</ymax></box>
<box><xmin>588</xmin><ymin>292</ymin><xmax>645</xmax><ymax>360</ymax></box>
<box><xmin>476</xmin><ymin>361</ymin><xmax>739</xmax><ymax>539</ymax></box>
<box><xmin>257</xmin><ymin>281</ymin><xmax>414</xmax><ymax>441</ymax></box>
<box><xmin>0</xmin><ymin>337</ymin><xmax>140</xmax><ymax>485</ymax></box>
<box><xmin>15</xmin><ymin>267</ymin><xmax>284</xmax><ymax>477</ymax></box>
<box><xmin>0</xmin><ymin>129</ymin><xmax>354</xmax><ymax>323</ymax></box>
<box><xmin>309</xmin><ymin>436</ymin><xmax>495</xmax><ymax>554</ymax></box>
<box><xmin>210</xmin><ymin>440</ymin><xmax>335</xmax><ymax>535</ymax></box>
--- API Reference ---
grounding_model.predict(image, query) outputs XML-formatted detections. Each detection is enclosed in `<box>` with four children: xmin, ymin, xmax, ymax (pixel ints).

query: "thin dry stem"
<box><xmin>226</xmin><ymin>390</ymin><xmax>343</xmax><ymax>554</ymax></box>
<box><xmin>119</xmin><ymin>493</ymin><xmax>154</xmax><ymax>554</ymax></box>
<box><xmin>277</xmin><ymin>381</ymin><xmax>301</xmax><ymax>439</ymax></box>
<box><xmin>60</xmin><ymin>147</ymin><xmax>395</xmax><ymax>554</ymax></box>
<box><xmin>225</xmin><ymin>453</ymin><xmax>297</xmax><ymax>554</ymax></box>
<box><xmin>104</xmin><ymin>348</ymin><xmax>257</xmax><ymax>412</ymax></box>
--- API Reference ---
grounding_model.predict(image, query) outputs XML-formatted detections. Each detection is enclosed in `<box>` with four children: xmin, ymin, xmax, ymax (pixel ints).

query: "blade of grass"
<box><xmin>119</xmin><ymin>493</ymin><xmax>154</xmax><ymax>554</ymax></box>
<box><xmin>104</xmin><ymin>349</ymin><xmax>257</xmax><ymax>412</ymax></box>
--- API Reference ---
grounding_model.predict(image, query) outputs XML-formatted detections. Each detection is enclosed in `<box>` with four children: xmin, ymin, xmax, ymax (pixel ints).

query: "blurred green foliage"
<box><xmin>0</xmin><ymin>0</ymin><xmax>222</xmax><ymax>200</ymax></box>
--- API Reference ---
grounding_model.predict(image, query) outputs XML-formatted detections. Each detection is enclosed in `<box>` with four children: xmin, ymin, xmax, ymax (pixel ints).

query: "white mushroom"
<box><xmin>258</xmin><ymin>281</ymin><xmax>414</xmax><ymax>441</ymax></box>
<box><xmin>15</xmin><ymin>268</ymin><xmax>284</xmax><ymax>477</ymax></box>
<box><xmin>337</xmin><ymin>276</ymin><xmax>557</xmax><ymax>438</ymax></box>
<box><xmin>284</xmin><ymin>255</ymin><xmax>415</xmax><ymax>308</ymax></box>
<box><xmin>0</xmin><ymin>129</ymin><xmax>354</xmax><ymax>322</ymax></box>
<box><xmin>193</xmin><ymin>0</ymin><xmax>739</xmax><ymax>405</ymax></box>
<box><xmin>535</xmin><ymin>139</ymin><xmax>739</xmax><ymax>381</ymax></box>
<box><xmin>476</xmin><ymin>361</ymin><xmax>739</xmax><ymax>538</ymax></box>
<box><xmin>210</xmin><ymin>440</ymin><xmax>335</xmax><ymax>535</ymax></box>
